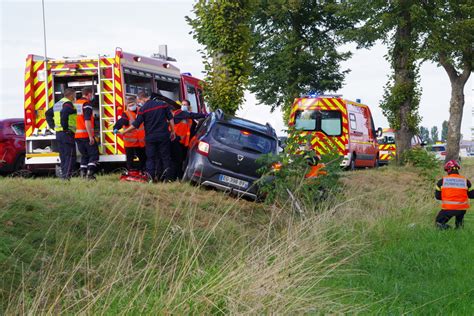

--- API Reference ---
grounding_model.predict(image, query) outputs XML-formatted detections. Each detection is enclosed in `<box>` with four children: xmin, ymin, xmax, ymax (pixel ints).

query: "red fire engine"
<box><xmin>23</xmin><ymin>47</ymin><xmax>206</xmax><ymax>172</ymax></box>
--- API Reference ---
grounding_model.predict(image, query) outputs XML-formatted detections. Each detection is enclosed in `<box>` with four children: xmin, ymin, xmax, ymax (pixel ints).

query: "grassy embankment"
<box><xmin>1</xmin><ymin>161</ymin><xmax>473</xmax><ymax>314</ymax></box>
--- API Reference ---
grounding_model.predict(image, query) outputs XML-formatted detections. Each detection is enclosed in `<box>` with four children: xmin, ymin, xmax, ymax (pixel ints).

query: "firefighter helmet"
<box><xmin>444</xmin><ymin>160</ymin><xmax>460</xmax><ymax>172</ymax></box>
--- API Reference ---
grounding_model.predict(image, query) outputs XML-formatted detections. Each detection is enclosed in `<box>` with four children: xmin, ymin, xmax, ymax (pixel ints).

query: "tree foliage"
<box><xmin>187</xmin><ymin>0</ymin><xmax>253</xmax><ymax>115</ymax></box>
<box><xmin>419</xmin><ymin>126</ymin><xmax>431</xmax><ymax>144</ymax></box>
<box><xmin>441</xmin><ymin>120</ymin><xmax>448</xmax><ymax>142</ymax></box>
<box><xmin>431</xmin><ymin>126</ymin><xmax>439</xmax><ymax>143</ymax></box>
<box><xmin>249</xmin><ymin>0</ymin><xmax>352</xmax><ymax>120</ymax></box>
<box><xmin>344</xmin><ymin>0</ymin><xmax>426</xmax><ymax>161</ymax></box>
<box><xmin>420</xmin><ymin>0</ymin><xmax>473</xmax><ymax>160</ymax></box>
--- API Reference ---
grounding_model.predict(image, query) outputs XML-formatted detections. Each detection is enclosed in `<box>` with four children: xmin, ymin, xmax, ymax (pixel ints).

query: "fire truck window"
<box><xmin>156</xmin><ymin>80</ymin><xmax>180</xmax><ymax>101</ymax></box>
<box><xmin>295</xmin><ymin>110</ymin><xmax>317</xmax><ymax>130</ymax></box>
<box><xmin>124</xmin><ymin>74</ymin><xmax>152</xmax><ymax>95</ymax></box>
<box><xmin>320</xmin><ymin>111</ymin><xmax>342</xmax><ymax>136</ymax></box>
<box><xmin>186</xmin><ymin>84</ymin><xmax>199</xmax><ymax>112</ymax></box>
<box><xmin>197</xmin><ymin>88</ymin><xmax>208</xmax><ymax>112</ymax></box>
<box><xmin>349</xmin><ymin>113</ymin><xmax>357</xmax><ymax>130</ymax></box>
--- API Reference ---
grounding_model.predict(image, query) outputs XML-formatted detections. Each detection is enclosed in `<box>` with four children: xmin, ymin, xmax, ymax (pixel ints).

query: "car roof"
<box><xmin>0</xmin><ymin>118</ymin><xmax>23</xmax><ymax>124</ymax></box>
<box><xmin>216</xmin><ymin>112</ymin><xmax>276</xmax><ymax>137</ymax></box>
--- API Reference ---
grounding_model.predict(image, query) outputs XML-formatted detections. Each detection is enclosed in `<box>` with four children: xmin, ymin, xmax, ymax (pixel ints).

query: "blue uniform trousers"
<box><xmin>146</xmin><ymin>138</ymin><xmax>172</xmax><ymax>181</ymax></box>
<box><xmin>56</xmin><ymin>131</ymin><xmax>76</xmax><ymax>179</ymax></box>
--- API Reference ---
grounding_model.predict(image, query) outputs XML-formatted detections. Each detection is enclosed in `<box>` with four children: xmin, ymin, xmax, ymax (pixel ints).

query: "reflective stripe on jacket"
<box><xmin>53</xmin><ymin>97</ymin><xmax>76</xmax><ymax>132</ymax></box>
<box><xmin>123</xmin><ymin>110</ymin><xmax>145</xmax><ymax>148</ymax></box>
<box><xmin>75</xmin><ymin>98</ymin><xmax>94</xmax><ymax>139</ymax></box>
<box><xmin>172</xmin><ymin>109</ymin><xmax>192</xmax><ymax>147</ymax></box>
<box><xmin>441</xmin><ymin>174</ymin><xmax>469</xmax><ymax>210</ymax></box>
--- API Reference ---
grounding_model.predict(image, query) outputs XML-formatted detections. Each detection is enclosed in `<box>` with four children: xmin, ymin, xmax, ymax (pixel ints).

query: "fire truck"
<box><xmin>288</xmin><ymin>94</ymin><xmax>381</xmax><ymax>169</ymax></box>
<box><xmin>23</xmin><ymin>47</ymin><xmax>207</xmax><ymax>172</ymax></box>
<box><xmin>377</xmin><ymin>128</ymin><xmax>397</xmax><ymax>164</ymax></box>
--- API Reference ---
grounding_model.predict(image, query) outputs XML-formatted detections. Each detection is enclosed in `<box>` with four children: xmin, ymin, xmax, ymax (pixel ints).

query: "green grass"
<box><xmin>1</xmin><ymin>162</ymin><xmax>474</xmax><ymax>314</ymax></box>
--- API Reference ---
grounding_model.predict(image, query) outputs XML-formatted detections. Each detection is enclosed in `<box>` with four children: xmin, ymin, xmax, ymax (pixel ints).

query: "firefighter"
<box><xmin>171</xmin><ymin>100</ymin><xmax>206</xmax><ymax>179</ymax></box>
<box><xmin>45</xmin><ymin>88</ymin><xmax>77</xmax><ymax>179</ymax></box>
<box><xmin>435</xmin><ymin>160</ymin><xmax>474</xmax><ymax>229</ymax></box>
<box><xmin>121</xmin><ymin>91</ymin><xmax>176</xmax><ymax>182</ymax></box>
<box><xmin>75</xmin><ymin>87</ymin><xmax>99</xmax><ymax>179</ymax></box>
<box><xmin>113</xmin><ymin>95</ymin><xmax>146</xmax><ymax>172</ymax></box>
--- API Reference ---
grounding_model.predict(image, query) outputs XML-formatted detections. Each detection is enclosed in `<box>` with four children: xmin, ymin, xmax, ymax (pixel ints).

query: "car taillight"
<box><xmin>441</xmin><ymin>152</ymin><xmax>447</xmax><ymax>156</ymax></box>
<box><xmin>197</xmin><ymin>141</ymin><xmax>210</xmax><ymax>156</ymax></box>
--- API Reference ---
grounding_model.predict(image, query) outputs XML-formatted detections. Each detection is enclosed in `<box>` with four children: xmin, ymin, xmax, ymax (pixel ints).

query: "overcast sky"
<box><xmin>1</xmin><ymin>0</ymin><xmax>472</xmax><ymax>138</ymax></box>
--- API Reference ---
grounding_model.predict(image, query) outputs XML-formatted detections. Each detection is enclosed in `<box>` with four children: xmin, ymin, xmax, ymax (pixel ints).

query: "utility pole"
<box><xmin>42</xmin><ymin>0</ymin><xmax>49</xmax><ymax>109</ymax></box>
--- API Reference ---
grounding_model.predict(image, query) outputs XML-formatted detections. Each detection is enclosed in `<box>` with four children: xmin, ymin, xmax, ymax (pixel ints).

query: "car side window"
<box><xmin>349</xmin><ymin>113</ymin><xmax>357</xmax><ymax>130</ymax></box>
<box><xmin>11</xmin><ymin>123</ymin><xmax>25</xmax><ymax>136</ymax></box>
<box><xmin>195</xmin><ymin>115</ymin><xmax>212</xmax><ymax>138</ymax></box>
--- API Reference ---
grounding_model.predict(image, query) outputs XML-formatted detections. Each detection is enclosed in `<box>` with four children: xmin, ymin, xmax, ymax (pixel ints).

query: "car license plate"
<box><xmin>219</xmin><ymin>174</ymin><xmax>248</xmax><ymax>189</ymax></box>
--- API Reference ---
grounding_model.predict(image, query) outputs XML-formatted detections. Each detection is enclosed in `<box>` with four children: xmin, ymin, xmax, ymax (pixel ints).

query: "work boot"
<box><xmin>87</xmin><ymin>168</ymin><xmax>96</xmax><ymax>180</ymax></box>
<box><xmin>79</xmin><ymin>168</ymin><xmax>87</xmax><ymax>179</ymax></box>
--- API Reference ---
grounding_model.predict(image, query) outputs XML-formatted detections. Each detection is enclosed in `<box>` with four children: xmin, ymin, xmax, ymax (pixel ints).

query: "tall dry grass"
<box><xmin>1</xmin><ymin>175</ymin><xmax>367</xmax><ymax>314</ymax></box>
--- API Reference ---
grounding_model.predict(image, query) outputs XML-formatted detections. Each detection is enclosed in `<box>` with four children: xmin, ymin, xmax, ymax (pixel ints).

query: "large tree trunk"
<box><xmin>393</xmin><ymin>1</ymin><xmax>415</xmax><ymax>163</ymax></box>
<box><xmin>445</xmin><ymin>78</ymin><xmax>468</xmax><ymax>161</ymax></box>
<box><xmin>440</xmin><ymin>53</ymin><xmax>472</xmax><ymax>162</ymax></box>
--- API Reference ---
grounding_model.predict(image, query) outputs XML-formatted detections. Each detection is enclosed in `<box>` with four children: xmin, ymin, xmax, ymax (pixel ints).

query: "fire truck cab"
<box><xmin>289</xmin><ymin>94</ymin><xmax>381</xmax><ymax>169</ymax></box>
<box><xmin>23</xmin><ymin>48</ymin><xmax>207</xmax><ymax>172</ymax></box>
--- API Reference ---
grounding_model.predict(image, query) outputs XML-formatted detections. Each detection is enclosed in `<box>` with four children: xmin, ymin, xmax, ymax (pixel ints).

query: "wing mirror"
<box><xmin>376</xmin><ymin>127</ymin><xmax>383</xmax><ymax>138</ymax></box>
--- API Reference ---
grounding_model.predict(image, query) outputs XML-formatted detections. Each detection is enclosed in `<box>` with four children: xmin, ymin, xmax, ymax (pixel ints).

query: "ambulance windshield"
<box><xmin>294</xmin><ymin>110</ymin><xmax>342</xmax><ymax>136</ymax></box>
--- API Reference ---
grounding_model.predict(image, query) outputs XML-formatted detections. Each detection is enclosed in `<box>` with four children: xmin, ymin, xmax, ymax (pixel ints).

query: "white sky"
<box><xmin>1</xmin><ymin>0</ymin><xmax>473</xmax><ymax>138</ymax></box>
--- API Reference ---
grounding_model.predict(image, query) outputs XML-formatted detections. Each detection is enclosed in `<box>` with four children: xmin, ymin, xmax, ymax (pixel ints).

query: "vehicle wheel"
<box><xmin>349</xmin><ymin>156</ymin><xmax>356</xmax><ymax>171</ymax></box>
<box><xmin>55</xmin><ymin>165</ymin><xmax>62</xmax><ymax>178</ymax></box>
<box><xmin>374</xmin><ymin>157</ymin><xmax>379</xmax><ymax>168</ymax></box>
<box><xmin>14</xmin><ymin>154</ymin><xmax>25</xmax><ymax>171</ymax></box>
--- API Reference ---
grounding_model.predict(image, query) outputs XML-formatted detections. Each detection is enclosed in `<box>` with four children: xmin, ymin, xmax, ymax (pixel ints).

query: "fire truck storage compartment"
<box><xmin>53</xmin><ymin>75</ymin><xmax>100</xmax><ymax>135</ymax></box>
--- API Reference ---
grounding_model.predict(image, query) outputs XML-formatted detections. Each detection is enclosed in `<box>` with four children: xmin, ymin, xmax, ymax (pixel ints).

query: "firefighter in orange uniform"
<box><xmin>75</xmin><ymin>87</ymin><xmax>99</xmax><ymax>179</ymax></box>
<box><xmin>113</xmin><ymin>96</ymin><xmax>146</xmax><ymax>172</ymax></box>
<box><xmin>435</xmin><ymin>160</ymin><xmax>474</xmax><ymax>229</ymax></box>
<box><xmin>171</xmin><ymin>99</ymin><xmax>206</xmax><ymax>179</ymax></box>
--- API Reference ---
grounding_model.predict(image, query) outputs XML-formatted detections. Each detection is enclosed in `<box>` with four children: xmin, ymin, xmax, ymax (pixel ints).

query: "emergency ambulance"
<box><xmin>377</xmin><ymin>128</ymin><xmax>396</xmax><ymax>164</ymax></box>
<box><xmin>23</xmin><ymin>47</ymin><xmax>206</xmax><ymax>172</ymax></box>
<box><xmin>289</xmin><ymin>94</ymin><xmax>381</xmax><ymax>169</ymax></box>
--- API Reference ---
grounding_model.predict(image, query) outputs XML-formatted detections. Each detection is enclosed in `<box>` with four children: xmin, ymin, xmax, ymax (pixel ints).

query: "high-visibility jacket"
<box><xmin>53</xmin><ymin>97</ymin><xmax>76</xmax><ymax>133</ymax></box>
<box><xmin>441</xmin><ymin>174</ymin><xmax>469</xmax><ymax>210</ymax></box>
<box><xmin>173</xmin><ymin>109</ymin><xmax>192</xmax><ymax>147</ymax></box>
<box><xmin>75</xmin><ymin>98</ymin><xmax>94</xmax><ymax>139</ymax></box>
<box><xmin>123</xmin><ymin>110</ymin><xmax>145</xmax><ymax>148</ymax></box>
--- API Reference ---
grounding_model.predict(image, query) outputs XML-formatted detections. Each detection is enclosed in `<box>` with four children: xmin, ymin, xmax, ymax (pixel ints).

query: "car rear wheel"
<box><xmin>14</xmin><ymin>154</ymin><xmax>25</xmax><ymax>171</ymax></box>
<box><xmin>349</xmin><ymin>156</ymin><xmax>356</xmax><ymax>171</ymax></box>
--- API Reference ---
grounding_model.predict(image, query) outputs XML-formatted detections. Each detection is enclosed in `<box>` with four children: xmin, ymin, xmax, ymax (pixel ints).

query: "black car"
<box><xmin>183</xmin><ymin>110</ymin><xmax>278</xmax><ymax>200</ymax></box>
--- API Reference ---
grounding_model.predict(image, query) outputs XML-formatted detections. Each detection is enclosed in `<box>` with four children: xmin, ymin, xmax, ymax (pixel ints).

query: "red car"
<box><xmin>0</xmin><ymin>118</ymin><xmax>25</xmax><ymax>174</ymax></box>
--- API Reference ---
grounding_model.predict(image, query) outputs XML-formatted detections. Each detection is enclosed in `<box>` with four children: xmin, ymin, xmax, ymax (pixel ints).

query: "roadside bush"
<box><xmin>401</xmin><ymin>147</ymin><xmax>441</xmax><ymax>180</ymax></box>
<box><xmin>258</xmin><ymin>130</ymin><xmax>343</xmax><ymax>210</ymax></box>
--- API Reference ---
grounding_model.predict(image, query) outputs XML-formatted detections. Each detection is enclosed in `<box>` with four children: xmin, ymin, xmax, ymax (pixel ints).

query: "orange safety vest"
<box><xmin>123</xmin><ymin>110</ymin><xmax>145</xmax><ymax>148</ymax></box>
<box><xmin>441</xmin><ymin>174</ymin><xmax>470</xmax><ymax>210</ymax></box>
<box><xmin>173</xmin><ymin>109</ymin><xmax>193</xmax><ymax>147</ymax></box>
<box><xmin>75</xmin><ymin>98</ymin><xmax>94</xmax><ymax>139</ymax></box>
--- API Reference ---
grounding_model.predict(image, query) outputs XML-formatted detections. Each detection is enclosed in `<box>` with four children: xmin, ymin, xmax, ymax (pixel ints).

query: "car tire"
<box><xmin>14</xmin><ymin>154</ymin><xmax>25</xmax><ymax>171</ymax></box>
<box><xmin>349</xmin><ymin>156</ymin><xmax>356</xmax><ymax>171</ymax></box>
<box><xmin>55</xmin><ymin>165</ymin><xmax>62</xmax><ymax>178</ymax></box>
<box><xmin>374</xmin><ymin>157</ymin><xmax>379</xmax><ymax>168</ymax></box>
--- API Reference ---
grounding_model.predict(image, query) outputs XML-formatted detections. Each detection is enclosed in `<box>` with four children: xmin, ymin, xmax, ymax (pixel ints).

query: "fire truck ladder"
<box><xmin>97</xmin><ymin>55</ymin><xmax>117</xmax><ymax>154</ymax></box>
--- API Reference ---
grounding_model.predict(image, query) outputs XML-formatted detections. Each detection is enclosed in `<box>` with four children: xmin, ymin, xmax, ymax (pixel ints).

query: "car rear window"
<box><xmin>213</xmin><ymin>123</ymin><xmax>275</xmax><ymax>154</ymax></box>
<box><xmin>431</xmin><ymin>146</ymin><xmax>446</xmax><ymax>152</ymax></box>
<box><xmin>294</xmin><ymin>110</ymin><xmax>342</xmax><ymax>136</ymax></box>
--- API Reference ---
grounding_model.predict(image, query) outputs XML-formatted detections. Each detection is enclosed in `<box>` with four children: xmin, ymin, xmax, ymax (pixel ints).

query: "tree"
<box><xmin>249</xmin><ymin>0</ymin><xmax>353</xmax><ymax>120</ymax></box>
<box><xmin>421</xmin><ymin>0</ymin><xmax>473</xmax><ymax>160</ymax></box>
<box><xmin>431</xmin><ymin>126</ymin><xmax>439</xmax><ymax>143</ymax></box>
<box><xmin>187</xmin><ymin>0</ymin><xmax>253</xmax><ymax>115</ymax></box>
<box><xmin>441</xmin><ymin>120</ymin><xmax>448</xmax><ymax>142</ymax></box>
<box><xmin>344</xmin><ymin>0</ymin><xmax>423</xmax><ymax>163</ymax></box>
<box><xmin>420</xmin><ymin>126</ymin><xmax>431</xmax><ymax>144</ymax></box>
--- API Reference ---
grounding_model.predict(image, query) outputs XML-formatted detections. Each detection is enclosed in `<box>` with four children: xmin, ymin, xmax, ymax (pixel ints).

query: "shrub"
<box><xmin>401</xmin><ymin>147</ymin><xmax>441</xmax><ymax>180</ymax></box>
